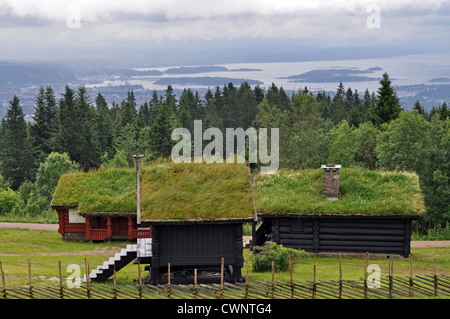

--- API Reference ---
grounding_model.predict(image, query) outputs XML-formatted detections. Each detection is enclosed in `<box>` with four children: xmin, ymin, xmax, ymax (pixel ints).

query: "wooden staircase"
<box><xmin>83</xmin><ymin>244</ymin><xmax>138</xmax><ymax>282</ymax></box>
<box><xmin>83</xmin><ymin>239</ymin><xmax>153</xmax><ymax>282</ymax></box>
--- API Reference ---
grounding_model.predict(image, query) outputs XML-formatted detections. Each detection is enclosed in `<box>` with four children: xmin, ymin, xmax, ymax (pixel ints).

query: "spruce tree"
<box><xmin>30</xmin><ymin>86</ymin><xmax>58</xmax><ymax>162</ymax></box>
<box><xmin>331</xmin><ymin>82</ymin><xmax>346</xmax><ymax>124</ymax></box>
<box><xmin>150</xmin><ymin>101</ymin><xmax>177</xmax><ymax>158</ymax></box>
<box><xmin>95</xmin><ymin>93</ymin><xmax>114</xmax><ymax>160</ymax></box>
<box><xmin>370</xmin><ymin>72</ymin><xmax>402</xmax><ymax>126</ymax></box>
<box><xmin>0</xmin><ymin>96</ymin><xmax>34</xmax><ymax>189</ymax></box>
<box><xmin>30</xmin><ymin>86</ymin><xmax>47</xmax><ymax>161</ymax></box>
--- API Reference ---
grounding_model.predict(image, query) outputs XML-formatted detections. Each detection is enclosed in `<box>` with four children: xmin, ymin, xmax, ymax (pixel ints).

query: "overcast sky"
<box><xmin>1</xmin><ymin>0</ymin><xmax>449</xmax><ymax>65</ymax></box>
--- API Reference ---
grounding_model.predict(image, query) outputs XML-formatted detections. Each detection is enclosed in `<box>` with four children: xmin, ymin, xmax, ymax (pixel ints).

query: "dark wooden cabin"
<box><xmin>51</xmin><ymin>162</ymin><xmax>253</xmax><ymax>284</ymax></box>
<box><xmin>253</xmin><ymin>165</ymin><xmax>425</xmax><ymax>258</ymax></box>
<box><xmin>137</xmin><ymin>162</ymin><xmax>253</xmax><ymax>284</ymax></box>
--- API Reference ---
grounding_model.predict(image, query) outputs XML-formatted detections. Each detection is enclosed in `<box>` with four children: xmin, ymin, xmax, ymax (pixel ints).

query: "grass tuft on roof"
<box><xmin>51</xmin><ymin>162</ymin><xmax>254</xmax><ymax>221</ymax></box>
<box><xmin>140</xmin><ymin>162</ymin><xmax>254</xmax><ymax>221</ymax></box>
<box><xmin>253</xmin><ymin>167</ymin><xmax>425</xmax><ymax>216</ymax></box>
<box><xmin>51</xmin><ymin>168</ymin><xmax>137</xmax><ymax>213</ymax></box>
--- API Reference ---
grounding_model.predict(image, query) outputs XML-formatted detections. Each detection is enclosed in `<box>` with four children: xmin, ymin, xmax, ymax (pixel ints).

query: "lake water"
<box><xmin>89</xmin><ymin>53</ymin><xmax>450</xmax><ymax>96</ymax></box>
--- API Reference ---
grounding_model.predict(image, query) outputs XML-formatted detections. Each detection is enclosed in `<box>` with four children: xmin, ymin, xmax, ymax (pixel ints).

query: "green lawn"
<box><xmin>0</xmin><ymin>228</ymin><xmax>449</xmax><ymax>290</ymax></box>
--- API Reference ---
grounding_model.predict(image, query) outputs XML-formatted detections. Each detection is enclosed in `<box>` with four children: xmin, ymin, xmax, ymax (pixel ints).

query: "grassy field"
<box><xmin>0</xmin><ymin>228</ymin><xmax>449</xmax><ymax>291</ymax></box>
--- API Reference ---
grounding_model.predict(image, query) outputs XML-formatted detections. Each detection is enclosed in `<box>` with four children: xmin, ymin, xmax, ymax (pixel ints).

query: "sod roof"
<box><xmin>51</xmin><ymin>162</ymin><xmax>255</xmax><ymax>222</ymax></box>
<box><xmin>51</xmin><ymin>164</ymin><xmax>425</xmax><ymax>221</ymax></box>
<box><xmin>253</xmin><ymin>167</ymin><xmax>425</xmax><ymax>216</ymax></box>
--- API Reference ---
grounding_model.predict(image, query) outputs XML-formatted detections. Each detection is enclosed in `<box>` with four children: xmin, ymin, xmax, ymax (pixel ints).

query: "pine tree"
<box><xmin>331</xmin><ymin>82</ymin><xmax>346</xmax><ymax>124</ymax></box>
<box><xmin>204</xmin><ymin>88</ymin><xmax>223</xmax><ymax>130</ymax></box>
<box><xmin>349</xmin><ymin>89</ymin><xmax>363</xmax><ymax>127</ymax></box>
<box><xmin>253</xmin><ymin>85</ymin><xmax>265</xmax><ymax>105</ymax></box>
<box><xmin>237</xmin><ymin>82</ymin><xmax>258</xmax><ymax>129</ymax></box>
<box><xmin>370</xmin><ymin>72</ymin><xmax>402</xmax><ymax>126</ymax></box>
<box><xmin>58</xmin><ymin>86</ymin><xmax>100</xmax><ymax>171</ymax></box>
<box><xmin>57</xmin><ymin>86</ymin><xmax>78</xmax><ymax>157</ymax></box>
<box><xmin>138</xmin><ymin>101</ymin><xmax>151</xmax><ymax>128</ymax></box>
<box><xmin>95</xmin><ymin>93</ymin><xmax>114</xmax><ymax>160</ymax></box>
<box><xmin>76</xmin><ymin>86</ymin><xmax>101</xmax><ymax>171</ymax></box>
<box><xmin>150</xmin><ymin>101</ymin><xmax>177</xmax><ymax>158</ymax></box>
<box><xmin>165</xmin><ymin>85</ymin><xmax>178</xmax><ymax>115</ymax></box>
<box><xmin>30</xmin><ymin>86</ymin><xmax>58</xmax><ymax>162</ymax></box>
<box><xmin>221</xmin><ymin>83</ymin><xmax>238</xmax><ymax>128</ymax></box>
<box><xmin>30</xmin><ymin>86</ymin><xmax>47</xmax><ymax>161</ymax></box>
<box><xmin>438</xmin><ymin>101</ymin><xmax>449</xmax><ymax>120</ymax></box>
<box><xmin>0</xmin><ymin>96</ymin><xmax>34</xmax><ymax>189</ymax></box>
<box><xmin>117</xmin><ymin>90</ymin><xmax>137</xmax><ymax>131</ymax></box>
<box><xmin>413</xmin><ymin>100</ymin><xmax>425</xmax><ymax>117</ymax></box>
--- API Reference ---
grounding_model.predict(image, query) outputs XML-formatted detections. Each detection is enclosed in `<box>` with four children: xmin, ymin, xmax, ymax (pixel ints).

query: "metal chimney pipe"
<box><xmin>133</xmin><ymin>155</ymin><xmax>144</xmax><ymax>224</ymax></box>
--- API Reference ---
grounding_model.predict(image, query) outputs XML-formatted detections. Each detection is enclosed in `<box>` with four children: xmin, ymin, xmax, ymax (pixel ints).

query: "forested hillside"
<box><xmin>0</xmin><ymin>73</ymin><xmax>448</xmax><ymax>235</ymax></box>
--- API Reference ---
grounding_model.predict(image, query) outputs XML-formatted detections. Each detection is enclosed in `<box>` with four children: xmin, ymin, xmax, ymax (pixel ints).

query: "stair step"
<box><xmin>83</xmin><ymin>244</ymin><xmax>139</xmax><ymax>282</ymax></box>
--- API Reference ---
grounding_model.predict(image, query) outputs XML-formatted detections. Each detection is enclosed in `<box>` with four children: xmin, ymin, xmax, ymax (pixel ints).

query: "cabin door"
<box><xmin>112</xmin><ymin>217</ymin><xmax>121</xmax><ymax>235</ymax></box>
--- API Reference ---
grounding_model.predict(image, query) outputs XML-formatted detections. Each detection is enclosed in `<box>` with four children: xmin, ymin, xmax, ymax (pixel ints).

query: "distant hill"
<box><xmin>154</xmin><ymin>76</ymin><xmax>263</xmax><ymax>86</ymax></box>
<box><xmin>160</xmin><ymin>65</ymin><xmax>263</xmax><ymax>74</ymax></box>
<box><xmin>0</xmin><ymin>61</ymin><xmax>76</xmax><ymax>85</ymax></box>
<box><xmin>281</xmin><ymin>67</ymin><xmax>382</xmax><ymax>83</ymax></box>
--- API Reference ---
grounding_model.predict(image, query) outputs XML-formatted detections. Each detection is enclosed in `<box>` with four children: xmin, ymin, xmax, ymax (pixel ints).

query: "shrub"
<box><xmin>0</xmin><ymin>188</ymin><xmax>18</xmax><ymax>215</ymax></box>
<box><xmin>252</xmin><ymin>241</ymin><xmax>309</xmax><ymax>272</ymax></box>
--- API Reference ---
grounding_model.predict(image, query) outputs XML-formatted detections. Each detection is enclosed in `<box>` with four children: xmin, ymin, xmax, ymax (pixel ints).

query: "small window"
<box><xmin>68</xmin><ymin>208</ymin><xmax>85</xmax><ymax>223</ymax></box>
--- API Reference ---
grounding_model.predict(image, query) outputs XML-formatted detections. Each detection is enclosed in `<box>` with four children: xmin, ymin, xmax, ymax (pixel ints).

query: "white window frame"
<box><xmin>68</xmin><ymin>208</ymin><xmax>86</xmax><ymax>223</ymax></box>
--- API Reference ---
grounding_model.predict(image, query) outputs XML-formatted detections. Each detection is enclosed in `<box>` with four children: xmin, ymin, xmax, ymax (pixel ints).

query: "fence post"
<box><xmin>245</xmin><ymin>263</ymin><xmax>249</xmax><ymax>299</ymax></box>
<box><xmin>338</xmin><ymin>254</ymin><xmax>343</xmax><ymax>299</ymax></box>
<box><xmin>220</xmin><ymin>258</ymin><xmax>224</xmax><ymax>299</ymax></box>
<box><xmin>388</xmin><ymin>257</ymin><xmax>393</xmax><ymax>299</ymax></box>
<box><xmin>409</xmin><ymin>255</ymin><xmax>414</xmax><ymax>298</ymax></box>
<box><xmin>113</xmin><ymin>264</ymin><xmax>117</xmax><ymax>299</ymax></box>
<box><xmin>271</xmin><ymin>261</ymin><xmax>275</xmax><ymax>299</ymax></box>
<box><xmin>289</xmin><ymin>255</ymin><xmax>294</xmax><ymax>299</ymax></box>
<box><xmin>58</xmin><ymin>261</ymin><xmax>64</xmax><ymax>299</ymax></box>
<box><xmin>194</xmin><ymin>268</ymin><xmax>198</xmax><ymax>299</ymax></box>
<box><xmin>1</xmin><ymin>261</ymin><xmax>6</xmax><ymax>299</ymax></box>
<box><xmin>167</xmin><ymin>262</ymin><xmax>171</xmax><ymax>299</ymax></box>
<box><xmin>434</xmin><ymin>258</ymin><xmax>438</xmax><ymax>297</ymax></box>
<box><xmin>312</xmin><ymin>257</ymin><xmax>316</xmax><ymax>299</ymax></box>
<box><xmin>364</xmin><ymin>252</ymin><xmax>368</xmax><ymax>299</ymax></box>
<box><xmin>138</xmin><ymin>260</ymin><xmax>142</xmax><ymax>299</ymax></box>
<box><xmin>85</xmin><ymin>258</ymin><xmax>91</xmax><ymax>299</ymax></box>
<box><xmin>28</xmin><ymin>259</ymin><xmax>33</xmax><ymax>299</ymax></box>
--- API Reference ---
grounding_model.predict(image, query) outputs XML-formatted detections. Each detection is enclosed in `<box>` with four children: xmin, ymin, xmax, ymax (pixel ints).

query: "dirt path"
<box><xmin>0</xmin><ymin>222</ymin><xmax>59</xmax><ymax>232</ymax></box>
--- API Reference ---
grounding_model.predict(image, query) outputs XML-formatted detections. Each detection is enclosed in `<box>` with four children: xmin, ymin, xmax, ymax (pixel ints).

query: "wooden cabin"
<box><xmin>137</xmin><ymin>162</ymin><xmax>253</xmax><ymax>284</ymax></box>
<box><xmin>51</xmin><ymin>168</ymin><xmax>150</xmax><ymax>242</ymax></box>
<box><xmin>252</xmin><ymin>165</ymin><xmax>425</xmax><ymax>258</ymax></box>
<box><xmin>51</xmin><ymin>162</ymin><xmax>253</xmax><ymax>284</ymax></box>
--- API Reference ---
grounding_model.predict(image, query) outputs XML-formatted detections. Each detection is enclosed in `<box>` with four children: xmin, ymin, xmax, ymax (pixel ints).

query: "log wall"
<box><xmin>149</xmin><ymin>222</ymin><xmax>244</xmax><ymax>284</ymax></box>
<box><xmin>262</xmin><ymin>216</ymin><xmax>413</xmax><ymax>257</ymax></box>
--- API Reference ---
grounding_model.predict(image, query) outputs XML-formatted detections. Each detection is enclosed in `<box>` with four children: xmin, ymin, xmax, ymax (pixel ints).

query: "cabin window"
<box><xmin>68</xmin><ymin>208</ymin><xmax>85</xmax><ymax>223</ymax></box>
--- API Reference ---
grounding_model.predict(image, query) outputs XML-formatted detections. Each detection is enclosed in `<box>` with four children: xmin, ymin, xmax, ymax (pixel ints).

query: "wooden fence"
<box><xmin>1</xmin><ymin>257</ymin><xmax>449</xmax><ymax>300</ymax></box>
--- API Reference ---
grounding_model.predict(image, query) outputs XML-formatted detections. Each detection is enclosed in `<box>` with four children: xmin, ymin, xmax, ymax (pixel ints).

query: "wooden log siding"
<box><xmin>149</xmin><ymin>222</ymin><xmax>244</xmax><ymax>285</ymax></box>
<box><xmin>266</xmin><ymin>217</ymin><xmax>413</xmax><ymax>257</ymax></box>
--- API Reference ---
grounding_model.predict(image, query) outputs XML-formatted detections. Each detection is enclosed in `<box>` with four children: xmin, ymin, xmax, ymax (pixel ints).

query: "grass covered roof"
<box><xmin>51</xmin><ymin>168</ymin><xmax>137</xmax><ymax>214</ymax></box>
<box><xmin>51</xmin><ymin>164</ymin><xmax>425</xmax><ymax>221</ymax></box>
<box><xmin>51</xmin><ymin>162</ymin><xmax>254</xmax><ymax>222</ymax></box>
<box><xmin>253</xmin><ymin>167</ymin><xmax>425</xmax><ymax>216</ymax></box>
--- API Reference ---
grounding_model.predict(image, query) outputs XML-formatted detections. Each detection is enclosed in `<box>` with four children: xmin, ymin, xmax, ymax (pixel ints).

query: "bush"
<box><xmin>0</xmin><ymin>188</ymin><xmax>18</xmax><ymax>215</ymax></box>
<box><xmin>252</xmin><ymin>241</ymin><xmax>309</xmax><ymax>272</ymax></box>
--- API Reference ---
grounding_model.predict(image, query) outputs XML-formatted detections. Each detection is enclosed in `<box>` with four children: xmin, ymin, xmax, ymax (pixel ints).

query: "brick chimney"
<box><xmin>321</xmin><ymin>164</ymin><xmax>341</xmax><ymax>201</ymax></box>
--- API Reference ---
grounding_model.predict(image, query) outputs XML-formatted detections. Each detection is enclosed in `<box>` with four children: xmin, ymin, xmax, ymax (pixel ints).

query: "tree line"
<box><xmin>0</xmin><ymin>72</ymin><xmax>448</xmax><ymax>233</ymax></box>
